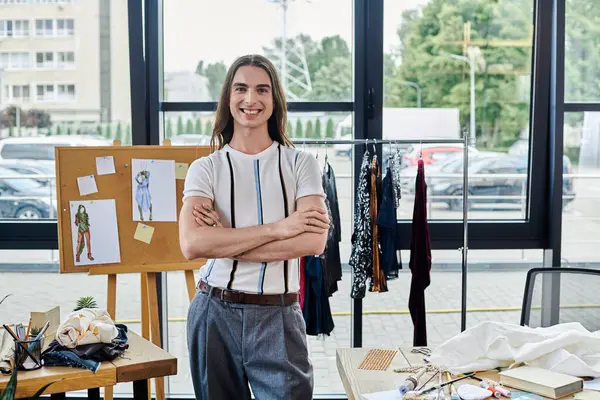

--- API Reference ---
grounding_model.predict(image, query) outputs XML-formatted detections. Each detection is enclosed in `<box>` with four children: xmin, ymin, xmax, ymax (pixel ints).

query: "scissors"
<box><xmin>411</xmin><ymin>347</ymin><xmax>432</xmax><ymax>357</ymax></box>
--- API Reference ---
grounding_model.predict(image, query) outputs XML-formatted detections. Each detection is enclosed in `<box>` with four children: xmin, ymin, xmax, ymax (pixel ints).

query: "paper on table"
<box><xmin>361</xmin><ymin>390</ymin><xmax>402</xmax><ymax>400</ymax></box>
<box><xmin>134</xmin><ymin>223</ymin><xmax>155</xmax><ymax>244</ymax></box>
<box><xmin>175</xmin><ymin>162</ymin><xmax>189</xmax><ymax>179</ymax></box>
<box><xmin>584</xmin><ymin>378</ymin><xmax>600</xmax><ymax>391</ymax></box>
<box><xmin>96</xmin><ymin>156</ymin><xmax>116</xmax><ymax>175</ymax></box>
<box><xmin>77</xmin><ymin>175</ymin><xmax>98</xmax><ymax>196</ymax></box>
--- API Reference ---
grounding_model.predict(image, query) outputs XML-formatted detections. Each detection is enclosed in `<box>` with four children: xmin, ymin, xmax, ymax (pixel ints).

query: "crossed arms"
<box><xmin>178</xmin><ymin>195</ymin><xmax>330</xmax><ymax>263</ymax></box>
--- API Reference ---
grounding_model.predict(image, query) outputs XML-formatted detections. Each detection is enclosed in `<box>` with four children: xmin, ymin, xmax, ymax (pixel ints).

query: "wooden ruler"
<box><xmin>358</xmin><ymin>349</ymin><xmax>398</xmax><ymax>371</ymax></box>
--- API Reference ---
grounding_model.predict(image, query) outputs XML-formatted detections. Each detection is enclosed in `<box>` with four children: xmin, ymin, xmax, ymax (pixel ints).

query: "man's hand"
<box><xmin>274</xmin><ymin>206</ymin><xmax>330</xmax><ymax>240</ymax></box>
<box><xmin>192</xmin><ymin>203</ymin><xmax>223</xmax><ymax>227</ymax></box>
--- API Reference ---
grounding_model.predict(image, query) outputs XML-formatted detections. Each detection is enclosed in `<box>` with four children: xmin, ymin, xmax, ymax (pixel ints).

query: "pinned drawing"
<box><xmin>70</xmin><ymin>199</ymin><xmax>121</xmax><ymax>266</ymax></box>
<box><xmin>135</xmin><ymin>168</ymin><xmax>153</xmax><ymax>221</ymax></box>
<box><xmin>74</xmin><ymin>204</ymin><xmax>94</xmax><ymax>262</ymax></box>
<box><xmin>131</xmin><ymin>159</ymin><xmax>177</xmax><ymax>222</ymax></box>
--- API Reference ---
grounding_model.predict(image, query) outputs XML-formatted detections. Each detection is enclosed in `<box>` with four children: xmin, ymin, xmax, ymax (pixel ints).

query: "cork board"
<box><xmin>55</xmin><ymin>142</ymin><xmax>211</xmax><ymax>274</ymax></box>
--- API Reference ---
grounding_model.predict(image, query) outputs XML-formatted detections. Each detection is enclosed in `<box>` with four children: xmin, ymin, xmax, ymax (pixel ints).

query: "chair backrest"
<box><xmin>520</xmin><ymin>267</ymin><xmax>600</xmax><ymax>331</ymax></box>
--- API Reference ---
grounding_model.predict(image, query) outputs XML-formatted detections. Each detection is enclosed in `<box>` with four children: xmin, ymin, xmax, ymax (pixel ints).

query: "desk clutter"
<box><xmin>357</xmin><ymin>320</ymin><xmax>600</xmax><ymax>400</ymax></box>
<box><xmin>0</xmin><ymin>300</ymin><xmax>129</xmax><ymax>376</ymax></box>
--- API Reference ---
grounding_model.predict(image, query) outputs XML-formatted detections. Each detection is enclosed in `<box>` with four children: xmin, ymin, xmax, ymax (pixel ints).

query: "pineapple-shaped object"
<box><xmin>73</xmin><ymin>296</ymin><xmax>98</xmax><ymax>311</ymax></box>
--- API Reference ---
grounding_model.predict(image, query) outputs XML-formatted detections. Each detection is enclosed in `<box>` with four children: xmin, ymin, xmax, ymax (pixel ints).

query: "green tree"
<box><xmin>166</xmin><ymin>119</ymin><xmax>173</xmax><ymax>138</ymax></box>
<box><xmin>115</xmin><ymin>123</ymin><xmax>123</xmax><ymax>141</ymax></box>
<box><xmin>195</xmin><ymin>118</ymin><xmax>203</xmax><ymax>135</ymax></box>
<box><xmin>295</xmin><ymin>119</ymin><xmax>304</xmax><ymax>138</ymax></box>
<box><xmin>186</xmin><ymin>119</ymin><xmax>194</xmax><ymax>134</ymax></box>
<box><xmin>125</xmin><ymin>124</ymin><xmax>131</xmax><ymax>144</ymax></box>
<box><xmin>305</xmin><ymin>120</ymin><xmax>314</xmax><ymax>138</ymax></box>
<box><xmin>96</xmin><ymin>125</ymin><xmax>102</xmax><ymax>138</ymax></box>
<box><xmin>388</xmin><ymin>0</ymin><xmax>533</xmax><ymax>148</ymax></box>
<box><xmin>315</xmin><ymin>119</ymin><xmax>322</xmax><ymax>139</ymax></box>
<box><xmin>104</xmin><ymin>125</ymin><xmax>111</xmax><ymax>139</ymax></box>
<box><xmin>287</xmin><ymin>121</ymin><xmax>294</xmax><ymax>137</ymax></box>
<box><xmin>262</xmin><ymin>34</ymin><xmax>352</xmax><ymax>100</ymax></box>
<box><xmin>326</xmin><ymin>118</ymin><xmax>335</xmax><ymax>138</ymax></box>
<box><xmin>564</xmin><ymin>0</ymin><xmax>600</xmax><ymax>102</ymax></box>
<box><xmin>176</xmin><ymin>116</ymin><xmax>184</xmax><ymax>135</ymax></box>
<box><xmin>196</xmin><ymin>61</ymin><xmax>227</xmax><ymax>100</ymax></box>
<box><xmin>205</xmin><ymin>120</ymin><xmax>213</xmax><ymax>136</ymax></box>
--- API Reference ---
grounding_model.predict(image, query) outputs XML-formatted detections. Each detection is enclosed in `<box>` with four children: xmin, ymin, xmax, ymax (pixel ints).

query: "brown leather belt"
<box><xmin>198</xmin><ymin>280</ymin><xmax>299</xmax><ymax>306</ymax></box>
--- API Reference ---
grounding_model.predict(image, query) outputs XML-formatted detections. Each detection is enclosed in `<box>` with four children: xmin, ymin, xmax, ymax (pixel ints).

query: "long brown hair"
<box><xmin>210</xmin><ymin>54</ymin><xmax>293</xmax><ymax>152</ymax></box>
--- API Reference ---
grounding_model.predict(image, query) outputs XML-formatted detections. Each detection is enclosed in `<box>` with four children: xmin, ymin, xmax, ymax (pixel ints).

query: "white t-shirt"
<box><xmin>183</xmin><ymin>140</ymin><xmax>325</xmax><ymax>295</ymax></box>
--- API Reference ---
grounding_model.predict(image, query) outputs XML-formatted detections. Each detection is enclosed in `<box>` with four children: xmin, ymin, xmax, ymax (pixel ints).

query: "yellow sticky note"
<box><xmin>175</xmin><ymin>162</ymin><xmax>189</xmax><ymax>179</ymax></box>
<box><xmin>134</xmin><ymin>223</ymin><xmax>155</xmax><ymax>244</ymax></box>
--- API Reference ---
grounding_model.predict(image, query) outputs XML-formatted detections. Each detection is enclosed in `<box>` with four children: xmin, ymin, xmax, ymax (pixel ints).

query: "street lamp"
<box><xmin>441</xmin><ymin>51</ymin><xmax>476</xmax><ymax>145</ymax></box>
<box><xmin>401</xmin><ymin>80</ymin><xmax>421</xmax><ymax>108</ymax></box>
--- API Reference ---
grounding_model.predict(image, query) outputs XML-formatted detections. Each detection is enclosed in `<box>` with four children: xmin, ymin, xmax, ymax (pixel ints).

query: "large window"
<box><xmin>383</xmin><ymin>0</ymin><xmax>535</xmax><ymax>222</ymax></box>
<box><xmin>0</xmin><ymin>1</ymin><xmax>131</xmax><ymax>231</ymax></box>
<box><xmin>162</xmin><ymin>0</ymin><xmax>353</xmax><ymax>103</ymax></box>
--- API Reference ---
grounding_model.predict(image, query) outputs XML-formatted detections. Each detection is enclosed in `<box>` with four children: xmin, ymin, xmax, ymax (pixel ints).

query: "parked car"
<box><xmin>0</xmin><ymin>166</ymin><xmax>56</xmax><ymax>219</ymax></box>
<box><xmin>0</xmin><ymin>135</ymin><xmax>111</xmax><ymax>162</ymax></box>
<box><xmin>428</xmin><ymin>155</ymin><xmax>575</xmax><ymax>210</ymax></box>
<box><xmin>0</xmin><ymin>160</ymin><xmax>56</xmax><ymax>187</ymax></box>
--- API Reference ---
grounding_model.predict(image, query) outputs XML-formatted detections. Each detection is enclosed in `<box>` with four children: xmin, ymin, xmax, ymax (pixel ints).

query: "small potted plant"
<box><xmin>73</xmin><ymin>296</ymin><xmax>98</xmax><ymax>312</ymax></box>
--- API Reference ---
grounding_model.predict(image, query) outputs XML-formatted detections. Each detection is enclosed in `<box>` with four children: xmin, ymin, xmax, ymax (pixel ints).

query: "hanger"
<box><xmin>419</xmin><ymin>140</ymin><xmax>423</xmax><ymax>159</ymax></box>
<box><xmin>323</xmin><ymin>139</ymin><xmax>329</xmax><ymax>172</ymax></box>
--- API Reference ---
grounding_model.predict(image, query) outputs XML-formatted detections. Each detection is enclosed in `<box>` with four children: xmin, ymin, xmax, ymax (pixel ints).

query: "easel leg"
<box><xmin>105</xmin><ymin>274</ymin><xmax>117</xmax><ymax>400</ymax></box>
<box><xmin>146</xmin><ymin>272</ymin><xmax>165</xmax><ymax>400</ymax></box>
<box><xmin>185</xmin><ymin>270</ymin><xmax>196</xmax><ymax>302</ymax></box>
<box><xmin>141</xmin><ymin>273</ymin><xmax>151</xmax><ymax>400</ymax></box>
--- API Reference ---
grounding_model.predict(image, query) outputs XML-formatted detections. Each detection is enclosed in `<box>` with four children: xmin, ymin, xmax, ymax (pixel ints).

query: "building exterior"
<box><xmin>0</xmin><ymin>0</ymin><xmax>131</xmax><ymax>125</ymax></box>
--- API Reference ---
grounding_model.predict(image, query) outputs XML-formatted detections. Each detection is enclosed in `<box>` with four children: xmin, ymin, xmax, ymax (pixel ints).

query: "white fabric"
<box><xmin>0</xmin><ymin>327</ymin><xmax>14</xmax><ymax>373</ymax></box>
<box><xmin>56</xmin><ymin>308</ymin><xmax>118</xmax><ymax>348</ymax></box>
<box><xmin>429</xmin><ymin>321</ymin><xmax>600</xmax><ymax>377</ymax></box>
<box><xmin>183</xmin><ymin>142</ymin><xmax>326</xmax><ymax>294</ymax></box>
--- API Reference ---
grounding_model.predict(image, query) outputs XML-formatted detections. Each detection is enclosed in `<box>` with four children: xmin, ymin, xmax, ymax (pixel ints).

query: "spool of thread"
<box><xmin>398</xmin><ymin>369</ymin><xmax>426</xmax><ymax>397</ymax></box>
<box><xmin>494</xmin><ymin>385</ymin><xmax>511</xmax><ymax>397</ymax></box>
<box><xmin>478</xmin><ymin>382</ymin><xmax>501</xmax><ymax>398</ymax></box>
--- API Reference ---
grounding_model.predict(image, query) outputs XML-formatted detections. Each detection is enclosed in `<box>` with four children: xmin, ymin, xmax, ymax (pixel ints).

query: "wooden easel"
<box><xmin>55</xmin><ymin>140</ymin><xmax>211</xmax><ymax>400</ymax></box>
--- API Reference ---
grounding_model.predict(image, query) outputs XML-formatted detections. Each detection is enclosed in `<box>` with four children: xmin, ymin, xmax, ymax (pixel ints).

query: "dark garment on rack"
<box><xmin>302</xmin><ymin>256</ymin><xmax>335</xmax><ymax>336</ymax></box>
<box><xmin>408</xmin><ymin>159</ymin><xmax>432</xmax><ymax>347</ymax></box>
<box><xmin>322</xmin><ymin>161</ymin><xmax>342</xmax><ymax>296</ymax></box>
<box><xmin>377</xmin><ymin>167</ymin><xmax>401</xmax><ymax>279</ymax></box>
<box><xmin>369</xmin><ymin>156</ymin><xmax>387</xmax><ymax>293</ymax></box>
<box><xmin>349</xmin><ymin>150</ymin><xmax>373</xmax><ymax>299</ymax></box>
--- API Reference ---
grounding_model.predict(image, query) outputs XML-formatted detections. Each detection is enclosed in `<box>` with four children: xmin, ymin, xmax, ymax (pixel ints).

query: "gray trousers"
<box><xmin>187</xmin><ymin>289</ymin><xmax>314</xmax><ymax>400</ymax></box>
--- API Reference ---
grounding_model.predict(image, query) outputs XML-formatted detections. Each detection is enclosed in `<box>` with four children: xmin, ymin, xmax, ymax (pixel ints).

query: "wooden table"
<box><xmin>336</xmin><ymin>347</ymin><xmax>600</xmax><ymax>400</ymax></box>
<box><xmin>0</xmin><ymin>331</ymin><xmax>177</xmax><ymax>400</ymax></box>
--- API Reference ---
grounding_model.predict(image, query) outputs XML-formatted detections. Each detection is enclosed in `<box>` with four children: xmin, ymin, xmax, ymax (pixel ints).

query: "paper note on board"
<box><xmin>77</xmin><ymin>175</ymin><xmax>98</xmax><ymax>196</ymax></box>
<box><xmin>175</xmin><ymin>162</ymin><xmax>189</xmax><ymax>179</ymax></box>
<box><xmin>134</xmin><ymin>223</ymin><xmax>155</xmax><ymax>244</ymax></box>
<box><xmin>96</xmin><ymin>156</ymin><xmax>116</xmax><ymax>175</ymax></box>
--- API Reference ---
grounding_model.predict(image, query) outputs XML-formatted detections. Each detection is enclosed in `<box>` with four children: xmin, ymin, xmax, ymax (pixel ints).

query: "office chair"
<box><xmin>520</xmin><ymin>267</ymin><xmax>600</xmax><ymax>331</ymax></box>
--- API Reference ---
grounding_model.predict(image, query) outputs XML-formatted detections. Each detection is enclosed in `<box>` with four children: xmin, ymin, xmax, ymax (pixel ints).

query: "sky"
<box><xmin>162</xmin><ymin>0</ymin><xmax>429</xmax><ymax>73</ymax></box>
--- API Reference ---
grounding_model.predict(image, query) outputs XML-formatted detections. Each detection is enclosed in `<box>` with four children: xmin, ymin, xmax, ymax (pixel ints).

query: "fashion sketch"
<box><xmin>74</xmin><ymin>204</ymin><xmax>94</xmax><ymax>262</ymax></box>
<box><xmin>135</xmin><ymin>169</ymin><xmax>152</xmax><ymax>221</ymax></box>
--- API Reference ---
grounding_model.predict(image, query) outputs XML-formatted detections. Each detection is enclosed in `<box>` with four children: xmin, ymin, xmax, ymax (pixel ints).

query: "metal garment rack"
<box><xmin>292</xmin><ymin>136</ymin><xmax>470</xmax><ymax>332</ymax></box>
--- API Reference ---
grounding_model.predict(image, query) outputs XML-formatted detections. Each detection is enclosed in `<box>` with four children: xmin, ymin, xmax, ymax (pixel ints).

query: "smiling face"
<box><xmin>229</xmin><ymin>65</ymin><xmax>274</xmax><ymax>130</ymax></box>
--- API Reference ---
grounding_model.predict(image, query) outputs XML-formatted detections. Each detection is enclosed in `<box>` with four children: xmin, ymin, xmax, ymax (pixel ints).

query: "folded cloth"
<box><xmin>429</xmin><ymin>321</ymin><xmax>600</xmax><ymax>377</ymax></box>
<box><xmin>0</xmin><ymin>327</ymin><xmax>14</xmax><ymax>374</ymax></box>
<box><xmin>42</xmin><ymin>324</ymin><xmax>129</xmax><ymax>373</ymax></box>
<box><xmin>56</xmin><ymin>308</ymin><xmax>119</xmax><ymax>348</ymax></box>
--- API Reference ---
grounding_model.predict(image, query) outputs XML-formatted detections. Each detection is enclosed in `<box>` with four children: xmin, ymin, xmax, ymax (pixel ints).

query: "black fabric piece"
<box><xmin>302</xmin><ymin>256</ymin><xmax>334</xmax><ymax>336</ymax></box>
<box><xmin>322</xmin><ymin>161</ymin><xmax>342</xmax><ymax>296</ymax></box>
<box><xmin>408</xmin><ymin>160</ymin><xmax>432</xmax><ymax>346</ymax></box>
<box><xmin>377</xmin><ymin>167</ymin><xmax>401</xmax><ymax>279</ymax></box>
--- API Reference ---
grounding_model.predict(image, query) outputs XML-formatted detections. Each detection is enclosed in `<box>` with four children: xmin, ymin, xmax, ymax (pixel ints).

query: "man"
<box><xmin>179</xmin><ymin>54</ymin><xmax>330</xmax><ymax>399</ymax></box>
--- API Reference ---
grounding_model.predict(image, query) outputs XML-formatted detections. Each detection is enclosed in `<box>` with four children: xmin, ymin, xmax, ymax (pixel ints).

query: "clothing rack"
<box><xmin>292</xmin><ymin>136</ymin><xmax>470</xmax><ymax>332</ymax></box>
